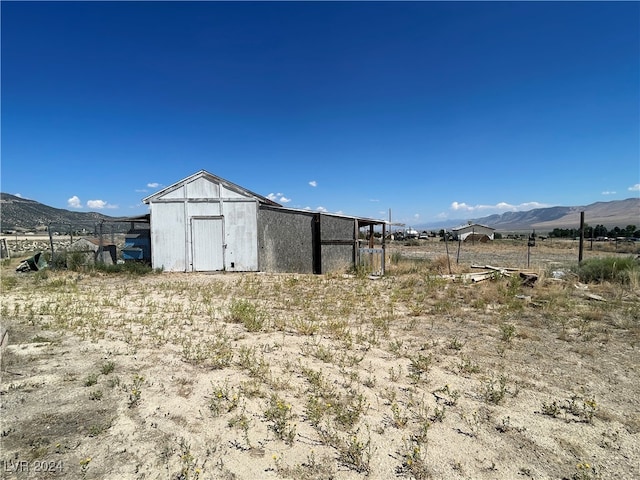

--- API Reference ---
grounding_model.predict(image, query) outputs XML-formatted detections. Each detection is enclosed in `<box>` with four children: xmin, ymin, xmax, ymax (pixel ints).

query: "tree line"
<box><xmin>548</xmin><ymin>225</ymin><xmax>639</xmax><ymax>239</ymax></box>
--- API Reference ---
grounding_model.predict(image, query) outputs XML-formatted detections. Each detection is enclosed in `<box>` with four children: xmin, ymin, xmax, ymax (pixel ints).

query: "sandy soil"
<box><xmin>1</xmin><ymin>240</ymin><xmax>638</xmax><ymax>480</ymax></box>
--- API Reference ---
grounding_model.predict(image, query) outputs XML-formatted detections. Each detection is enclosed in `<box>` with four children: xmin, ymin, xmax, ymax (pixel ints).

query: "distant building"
<box><xmin>68</xmin><ymin>238</ymin><xmax>117</xmax><ymax>265</ymax></box>
<box><xmin>451</xmin><ymin>223</ymin><xmax>495</xmax><ymax>242</ymax></box>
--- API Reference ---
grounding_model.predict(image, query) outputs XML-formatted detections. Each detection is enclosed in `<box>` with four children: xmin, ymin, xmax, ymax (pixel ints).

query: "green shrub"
<box><xmin>67</xmin><ymin>251</ymin><xmax>87</xmax><ymax>271</ymax></box>
<box><xmin>574</xmin><ymin>256</ymin><xmax>639</xmax><ymax>284</ymax></box>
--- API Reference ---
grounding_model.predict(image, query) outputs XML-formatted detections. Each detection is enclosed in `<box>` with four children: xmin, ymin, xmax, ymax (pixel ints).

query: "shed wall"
<box><xmin>258</xmin><ymin>208</ymin><xmax>358</xmax><ymax>274</ymax></box>
<box><xmin>149</xmin><ymin>179</ymin><xmax>259</xmax><ymax>272</ymax></box>
<box><xmin>150</xmin><ymin>202</ymin><xmax>187</xmax><ymax>271</ymax></box>
<box><xmin>321</xmin><ymin>244</ymin><xmax>353</xmax><ymax>273</ymax></box>
<box><xmin>258</xmin><ymin>208</ymin><xmax>314</xmax><ymax>273</ymax></box>
<box><xmin>224</xmin><ymin>201</ymin><xmax>259</xmax><ymax>271</ymax></box>
<box><xmin>320</xmin><ymin>215</ymin><xmax>356</xmax><ymax>273</ymax></box>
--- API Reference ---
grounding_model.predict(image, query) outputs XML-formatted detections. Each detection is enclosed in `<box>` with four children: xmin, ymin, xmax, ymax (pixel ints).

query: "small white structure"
<box><xmin>143</xmin><ymin>170</ymin><xmax>279</xmax><ymax>272</ymax></box>
<box><xmin>451</xmin><ymin>223</ymin><xmax>495</xmax><ymax>242</ymax></box>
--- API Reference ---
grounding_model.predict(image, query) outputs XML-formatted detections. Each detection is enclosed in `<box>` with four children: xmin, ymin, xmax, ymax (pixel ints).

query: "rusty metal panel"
<box><xmin>191</xmin><ymin>217</ymin><xmax>224</xmax><ymax>271</ymax></box>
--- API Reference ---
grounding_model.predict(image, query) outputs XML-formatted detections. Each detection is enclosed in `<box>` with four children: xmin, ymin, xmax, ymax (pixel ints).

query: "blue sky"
<box><xmin>2</xmin><ymin>1</ymin><xmax>639</xmax><ymax>227</ymax></box>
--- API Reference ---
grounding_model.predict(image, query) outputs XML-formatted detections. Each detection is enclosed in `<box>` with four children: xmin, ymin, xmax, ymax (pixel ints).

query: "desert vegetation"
<box><xmin>1</xmin><ymin>240</ymin><xmax>638</xmax><ymax>479</ymax></box>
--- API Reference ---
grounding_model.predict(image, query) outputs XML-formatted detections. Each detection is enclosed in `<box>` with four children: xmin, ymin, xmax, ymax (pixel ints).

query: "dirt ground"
<box><xmin>1</xmin><ymin>239</ymin><xmax>638</xmax><ymax>480</ymax></box>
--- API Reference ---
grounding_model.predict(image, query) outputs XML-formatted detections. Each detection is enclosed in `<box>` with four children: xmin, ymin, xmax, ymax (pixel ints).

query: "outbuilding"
<box><xmin>451</xmin><ymin>223</ymin><xmax>496</xmax><ymax>242</ymax></box>
<box><xmin>68</xmin><ymin>238</ymin><xmax>117</xmax><ymax>265</ymax></box>
<box><xmin>143</xmin><ymin>170</ymin><xmax>387</xmax><ymax>274</ymax></box>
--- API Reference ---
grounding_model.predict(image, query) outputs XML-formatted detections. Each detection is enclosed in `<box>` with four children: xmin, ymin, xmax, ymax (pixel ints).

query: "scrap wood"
<box><xmin>469</xmin><ymin>272</ymin><xmax>495</xmax><ymax>283</ymax></box>
<box><xmin>470</xmin><ymin>265</ymin><xmax>513</xmax><ymax>276</ymax></box>
<box><xmin>438</xmin><ymin>271</ymin><xmax>502</xmax><ymax>283</ymax></box>
<box><xmin>471</xmin><ymin>264</ymin><xmax>518</xmax><ymax>272</ymax></box>
<box><xmin>586</xmin><ymin>293</ymin><xmax>606</xmax><ymax>302</ymax></box>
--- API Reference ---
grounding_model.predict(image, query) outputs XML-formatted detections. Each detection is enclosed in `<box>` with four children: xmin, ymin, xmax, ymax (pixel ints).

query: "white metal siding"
<box><xmin>224</xmin><ymin>201</ymin><xmax>258</xmax><ymax>271</ymax></box>
<box><xmin>220</xmin><ymin>185</ymin><xmax>246</xmax><ymax>199</ymax></box>
<box><xmin>187</xmin><ymin>201</ymin><xmax>221</xmax><ymax>218</ymax></box>
<box><xmin>150</xmin><ymin>202</ymin><xmax>187</xmax><ymax>271</ymax></box>
<box><xmin>147</xmin><ymin>172</ymin><xmax>261</xmax><ymax>273</ymax></box>
<box><xmin>162</xmin><ymin>186</ymin><xmax>185</xmax><ymax>200</ymax></box>
<box><xmin>191</xmin><ymin>217</ymin><xmax>224</xmax><ymax>271</ymax></box>
<box><xmin>187</xmin><ymin>177</ymin><xmax>220</xmax><ymax>198</ymax></box>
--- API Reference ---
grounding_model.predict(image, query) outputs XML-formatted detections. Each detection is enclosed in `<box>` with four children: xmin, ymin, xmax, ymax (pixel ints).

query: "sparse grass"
<box><xmin>228</xmin><ymin>298</ymin><xmax>264</xmax><ymax>332</ymax></box>
<box><xmin>209</xmin><ymin>381</ymin><xmax>240</xmax><ymax>416</ymax></box>
<box><xmin>2</xmin><ymin>240</ymin><xmax>638</xmax><ymax>479</ymax></box>
<box><xmin>483</xmin><ymin>374</ymin><xmax>515</xmax><ymax>405</ymax></box>
<box><xmin>396</xmin><ymin>437</ymin><xmax>429</xmax><ymax>479</ymax></box>
<box><xmin>319</xmin><ymin>426</ymin><xmax>372</xmax><ymax>475</ymax></box>
<box><xmin>182</xmin><ymin>334</ymin><xmax>234</xmax><ymax>369</ymax></box>
<box><xmin>83</xmin><ymin>373</ymin><xmax>98</xmax><ymax>387</ymax></box>
<box><xmin>541</xmin><ymin>393</ymin><xmax>598</xmax><ymax>424</ymax></box>
<box><xmin>408</xmin><ymin>353</ymin><xmax>433</xmax><ymax>383</ymax></box>
<box><xmin>100</xmin><ymin>361</ymin><xmax>115</xmax><ymax>375</ymax></box>
<box><xmin>499</xmin><ymin>323</ymin><xmax>517</xmax><ymax>343</ymax></box>
<box><xmin>264</xmin><ymin>394</ymin><xmax>297</xmax><ymax>445</ymax></box>
<box><xmin>273</xmin><ymin>450</ymin><xmax>336</xmax><ymax>480</ymax></box>
<box><xmin>127</xmin><ymin>374</ymin><xmax>144</xmax><ymax>408</ymax></box>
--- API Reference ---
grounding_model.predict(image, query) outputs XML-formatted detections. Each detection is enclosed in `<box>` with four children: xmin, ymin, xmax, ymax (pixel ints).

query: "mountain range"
<box><xmin>420</xmin><ymin>197</ymin><xmax>639</xmax><ymax>232</ymax></box>
<box><xmin>1</xmin><ymin>192</ymin><xmax>638</xmax><ymax>234</ymax></box>
<box><xmin>0</xmin><ymin>193</ymin><xmax>128</xmax><ymax>232</ymax></box>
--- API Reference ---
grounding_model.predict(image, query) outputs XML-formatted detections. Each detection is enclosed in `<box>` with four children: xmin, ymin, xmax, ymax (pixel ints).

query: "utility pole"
<box><xmin>578</xmin><ymin>211</ymin><xmax>585</xmax><ymax>264</ymax></box>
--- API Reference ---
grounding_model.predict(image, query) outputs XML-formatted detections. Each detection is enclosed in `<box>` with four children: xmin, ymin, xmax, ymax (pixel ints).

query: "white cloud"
<box><xmin>14</xmin><ymin>193</ymin><xmax>22</xmax><ymax>198</ymax></box>
<box><xmin>628</xmin><ymin>184</ymin><xmax>640</xmax><ymax>192</ymax></box>
<box><xmin>147</xmin><ymin>182</ymin><xmax>161</xmax><ymax>188</ymax></box>
<box><xmin>450</xmin><ymin>201</ymin><xmax>548</xmax><ymax>213</ymax></box>
<box><xmin>303</xmin><ymin>206</ymin><xmax>328</xmax><ymax>212</ymax></box>
<box><xmin>267</xmin><ymin>192</ymin><xmax>291</xmax><ymax>203</ymax></box>
<box><xmin>309</xmin><ymin>180</ymin><xmax>317</xmax><ymax>187</ymax></box>
<box><xmin>87</xmin><ymin>199</ymin><xmax>118</xmax><ymax>209</ymax></box>
<box><xmin>414</xmin><ymin>213</ymin><xmax>420</xmax><ymax>219</ymax></box>
<box><xmin>135</xmin><ymin>189</ymin><xmax>148</xmax><ymax>193</ymax></box>
<box><xmin>369</xmin><ymin>199</ymin><xmax>380</xmax><ymax>202</ymax></box>
<box><xmin>67</xmin><ymin>195</ymin><xmax>82</xmax><ymax>208</ymax></box>
<box><xmin>601</xmin><ymin>191</ymin><xmax>617</xmax><ymax>195</ymax></box>
<box><xmin>451</xmin><ymin>201</ymin><xmax>471</xmax><ymax>211</ymax></box>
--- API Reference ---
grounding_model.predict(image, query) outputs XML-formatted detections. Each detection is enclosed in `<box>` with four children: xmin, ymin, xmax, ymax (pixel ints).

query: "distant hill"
<box><xmin>0</xmin><ymin>193</ymin><xmax>122</xmax><ymax>232</ymax></box>
<box><xmin>421</xmin><ymin>198</ymin><xmax>640</xmax><ymax>233</ymax></box>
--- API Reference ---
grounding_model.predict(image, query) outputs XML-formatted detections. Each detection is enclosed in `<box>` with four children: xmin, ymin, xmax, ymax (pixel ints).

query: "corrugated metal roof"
<box><xmin>451</xmin><ymin>223</ymin><xmax>495</xmax><ymax>232</ymax></box>
<box><xmin>259</xmin><ymin>204</ymin><xmax>388</xmax><ymax>227</ymax></box>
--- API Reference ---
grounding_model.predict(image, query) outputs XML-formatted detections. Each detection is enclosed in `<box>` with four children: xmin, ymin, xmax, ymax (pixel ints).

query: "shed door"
<box><xmin>191</xmin><ymin>217</ymin><xmax>224</xmax><ymax>271</ymax></box>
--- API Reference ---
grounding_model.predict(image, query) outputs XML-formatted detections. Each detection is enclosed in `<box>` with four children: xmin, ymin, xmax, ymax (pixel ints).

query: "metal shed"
<box><xmin>144</xmin><ymin>170</ymin><xmax>387</xmax><ymax>274</ymax></box>
<box><xmin>451</xmin><ymin>223</ymin><xmax>495</xmax><ymax>241</ymax></box>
